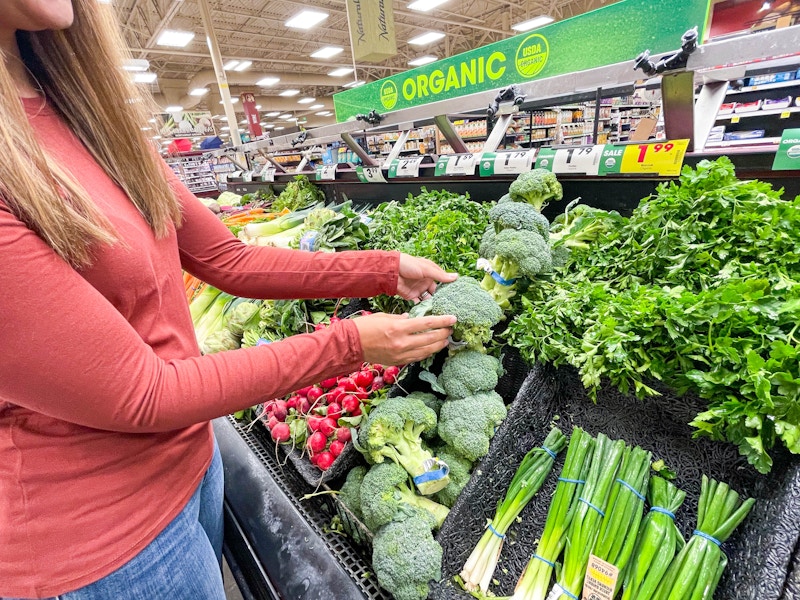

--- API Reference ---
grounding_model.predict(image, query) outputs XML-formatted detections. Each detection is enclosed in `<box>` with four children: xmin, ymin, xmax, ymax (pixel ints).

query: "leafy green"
<box><xmin>272</xmin><ymin>175</ymin><xmax>325</xmax><ymax>212</ymax></box>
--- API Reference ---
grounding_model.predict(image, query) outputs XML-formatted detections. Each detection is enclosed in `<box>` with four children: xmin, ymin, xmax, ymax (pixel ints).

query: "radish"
<box><xmin>326</xmin><ymin>403</ymin><xmax>342</xmax><ymax>421</ymax></box>
<box><xmin>267</xmin><ymin>415</ymin><xmax>279</xmax><ymax>430</ymax></box>
<box><xmin>340</xmin><ymin>394</ymin><xmax>360</xmax><ymax>415</ymax></box>
<box><xmin>336</xmin><ymin>428</ymin><xmax>352</xmax><ymax>443</ymax></box>
<box><xmin>372</xmin><ymin>364</ymin><xmax>385</xmax><ymax>374</ymax></box>
<box><xmin>319</xmin><ymin>417</ymin><xmax>337</xmax><ymax>437</ymax></box>
<box><xmin>286</xmin><ymin>396</ymin><xmax>298</xmax><ymax>410</ymax></box>
<box><xmin>354</xmin><ymin>370</ymin><xmax>374</xmax><ymax>389</ymax></box>
<box><xmin>297</xmin><ymin>397</ymin><xmax>311</xmax><ymax>414</ymax></box>
<box><xmin>320</xmin><ymin>377</ymin><xmax>338</xmax><ymax>390</ymax></box>
<box><xmin>296</xmin><ymin>386</ymin><xmax>313</xmax><ymax>397</ymax></box>
<box><xmin>384</xmin><ymin>365</ymin><xmax>400</xmax><ymax>384</ymax></box>
<box><xmin>306</xmin><ymin>386</ymin><xmax>324</xmax><ymax>403</ymax></box>
<box><xmin>270</xmin><ymin>422</ymin><xmax>290</xmax><ymax>443</ymax></box>
<box><xmin>329</xmin><ymin>440</ymin><xmax>345</xmax><ymax>457</ymax></box>
<box><xmin>329</xmin><ymin>316</ymin><xmax>341</xmax><ymax>324</ymax></box>
<box><xmin>371</xmin><ymin>376</ymin><xmax>385</xmax><ymax>391</ymax></box>
<box><xmin>307</xmin><ymin>416</ymin><xmax>323</xmax><ymax>432</ymax></box>
<box><xmin>339</xmin><ymin>376</ymin><xmax>358</xmax><ymax>392</ymax></box>
<box><xmin>306</xmin><ymin>431</ymin><xmax>327</xmax><ymax>455</ymax></box>
<box><xmin>329</xmin><ymin>385</ymin><xmax>347</xmax><ymax>403</ymax></box>
<box><xmin>271</xmin><ymin>400</ymin><xmax>288</xmax><ymax>421</ymax></box>
<box><xmin>314</xmin><ymin>322</ymin><xmax>327</xmax><ymax>331</ymax></box>
<box><xmin>315</xmin><ymin>451</ymin><xmax>335</xmax><ymax>471</ymax></box>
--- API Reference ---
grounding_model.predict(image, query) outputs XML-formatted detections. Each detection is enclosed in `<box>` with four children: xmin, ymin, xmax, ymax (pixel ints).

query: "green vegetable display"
<box><xmin>272</xmin><ymin>174</ymin><xmax>325</xmax><ymax>212</ymax></box>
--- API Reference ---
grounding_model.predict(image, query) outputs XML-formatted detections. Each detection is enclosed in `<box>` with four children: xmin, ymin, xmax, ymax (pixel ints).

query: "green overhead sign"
<box><xmin>333</xmin><ymin>0</ymin><xmax>711</xmax><ymax>122</ymax></box>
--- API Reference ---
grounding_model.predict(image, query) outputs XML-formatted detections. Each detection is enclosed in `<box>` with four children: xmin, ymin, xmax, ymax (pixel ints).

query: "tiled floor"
<box><xmin>223</xmin><ymin>557</ymin><xmax>245</xmax><ymax>600</ymax></box>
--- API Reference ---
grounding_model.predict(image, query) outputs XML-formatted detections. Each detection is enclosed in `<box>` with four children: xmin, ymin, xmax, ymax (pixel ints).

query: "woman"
<box><xmin>0</xmin><ymin>1</ymin><xmax>457</xmax><ymax>598</ymax></box>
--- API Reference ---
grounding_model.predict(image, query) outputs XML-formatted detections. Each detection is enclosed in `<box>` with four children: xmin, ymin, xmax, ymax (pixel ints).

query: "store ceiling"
<box><xmin>115</xmin><ymin>0</ymin><xmax>617</xmax><ymax>127</ymax></box>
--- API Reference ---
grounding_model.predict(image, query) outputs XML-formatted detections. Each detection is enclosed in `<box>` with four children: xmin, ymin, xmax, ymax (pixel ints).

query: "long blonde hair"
<box><xmin>0</xmin><ymin>0</ymin><xmax>181</xmax><ymax>268</ymax></box>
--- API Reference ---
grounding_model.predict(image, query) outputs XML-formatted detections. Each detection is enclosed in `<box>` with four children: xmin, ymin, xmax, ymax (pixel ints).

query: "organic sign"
<box><xmin>333</xmin><ymin>0</ymin><xmax>711</xmax><ymax>121</ymax></box>
<box><xmin>772</xmin><ymin>128</ymin><xmax>800</xmax><ymax>170</ymax></box>
<box><xmin>157</xmin><ymin>110</ymin><xmax>215</xmax><ymax>138</ymax></box>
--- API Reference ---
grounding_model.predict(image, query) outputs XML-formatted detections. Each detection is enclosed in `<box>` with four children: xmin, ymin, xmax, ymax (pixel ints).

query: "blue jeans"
<box><xmin>6</xmin><ymin>441</ymin><xmax>225</xmax><ymax>600</ymax></box>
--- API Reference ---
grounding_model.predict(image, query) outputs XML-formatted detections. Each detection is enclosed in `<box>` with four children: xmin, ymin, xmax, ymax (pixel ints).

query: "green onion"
<box><xmin>460</xmin><ymin>427</ymin><xmax>567</xmax><ymax>594</ymax></box>
<box><xmin>510</xmin><ymin>427</ymin><xmax>595</xmax><ymax>600</ymax></box>
<box><xmin>621</xmin><ymin>476</ymin><xmax>686</xmax><ymax>600</ymax></box>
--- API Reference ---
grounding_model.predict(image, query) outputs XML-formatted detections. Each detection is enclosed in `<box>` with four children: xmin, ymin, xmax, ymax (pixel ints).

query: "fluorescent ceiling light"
<box><xmin>189</xmin><ymin>87</ymin><xmax>209</xmax><ymax>96</ymax></box>
<box><xmin>223</xmin><ymin>60</ymin><xmax>240</xmax><ymax>70</ymax></box>
<box><xmin>309</xmin><ymin>104</ymin><xmax>324</xmax><ymax>109</ymax></box>
<box><xmin>164</xmin><ymin>105</ymin><xmax>183</xmax><ymax>112</ymax></box>
<box><xmin>760</xmin><ymin>1</ymin><xmax>772</xmax><ymax>11</ymax></box>
<box><xmin>311</xmin><ymin>46</ymin><xmax>343</xmax><ymax>59</ymax></box>
<box><xmin>408</xmin><ymin>31</ymin><xmax>445</xmax><ymax>45</ymax></box>
<box><xmin>511</xmin><ymin>15</ymin><xmax>554</xmax><ymax>31</ymax></box>
<box><xmin>219</xmin><ymin>98</ymin><xmax>239</xmax><ymax>104</ymax></box>
<box><xmin>298</xmin><ymin>97</ymin><xmax>316</xmax><ymax>104</ymax></box>
<box><xmin>256</xmin><ymin>76</ymin><xmax>280</xmax><ymax>87</ymax></box>
<box><xmin>133</xmin><ymin>72</ymin><xmax>157</xmax><ymax>83</ymax></box>
<box><xmin>221</xmin><ymin>126</ymin><xmax>230</xmax><ymax>131</ymax></box>
<box><xmin>328</xmin><ymin>67</ymin><xmax>354</xmax><ymax>77</ymax></box>
<box><xmin>264</xmin><ymin>124</ymin><xmax>275</xmax><ymax>129</ymax></box>
<box><xmin>280</xmin><ymin>113</ymin><xmax>294</xmax><ymax>120</ymax></box>
<box><xmin>233</xmin><ymin>60</ymin><xmax>252</xmax><ymax>71</ymax></box>
<box><xmin>285</xmin><ymin>10</ymin><xmax>328</xmax><ymax>29</ymax></box>
<box><xmin>123</xmin><ymin>59</ymin><xmax>149</xmax><ymax>72</ymax></box>
<box><xmin>255</xmin><ymin>105</ymin><xmax>262</xmax><ymax>110</ymax></box>
<box><xmin>265</xmin><ymin>111</ymin><xmax>281</xmax><ymax>117</ymax></box>
<box><xmin>343</xmin><ymin>80</ymin><xmax>365</xmax><ymax>88</ymax></box>
<box><xmin>409</xmin><ymin>55</ymin><xmax>437</xmax><ymax>66</ymax></box>
<box><xmin>240</xmin><ymin>119</ymin><xmax>248</xmax><ymax>124</ymax></box>
<box><xmin>274</xmin><ymin>126</ymin><xmax>285</xmax><ymax>130</ymax></box>
<box><xmin>316</xmin><ymin>111</ymin><xmax>332</xmax><ymax>116</ymax></box>
<box><xmin>279</xmin><ymin>89</ymin><xmax>300</xmax><ymax>97</ymax></box>
<box><xmin>152</xmin><ymin>135</ymin><xmax>162</xmax><ymax>139</ymax></box>
<box><xmin>408</xmin><ymin>0</ymin><xmax>450</xmax><ymax>11</ymax></box>
<box><xmin>156</xmin><ymin>30</ymin><xmax>195</xmax><ymax>47</ymax></box>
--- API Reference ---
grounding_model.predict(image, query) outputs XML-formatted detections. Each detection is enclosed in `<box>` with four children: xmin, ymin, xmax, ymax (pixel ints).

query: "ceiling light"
<box><xmin>311</xmin><ymin>46</ymin><xmax>343</xmax><ymax>59</ymax></box>
<box><xmin>156</xmin><ymin>30</ymin><xmax>195</xmax><ymax>48</ymax></box>
<box><xmin>123</xmin><ymin>59</ymin><xmax>149</xmax><ymax>72</ymax></box>
<box><xmin>409</xmin><ymin>55</ymin><xmax>437</xmax><ymax>66</ymax></box>
<box><xmin>316</xmin><ymin>111</ymin><xmax>332</xmax><ymax>116</ymax></box>
<box><xmin>256</xmin><ymin>76</ymin><xmax>280</xmax><ymax>87</ymax></box>
<box><xmin>280</xmin><ymin>113</ymin><xmax>294</xmax><ymax>120</ymax></box>
<box><xmin>408</xmin><ymin>0</ymin><xmax>450</xmax><ymax>11</ymax></box>
<box><xmin>274</xmin><ymin>126</ymin><xmax>285</xmax><ymax>130</ymax></box>
<box><xmin>328</xmin><ymin>67</ymin><xmax>354</xmax><ymax>77</ymax></box>
<box><xmin>298</xmin><ymin>97</ymin><xmax>316</xmax><ymax>104</ymax></box>
<box><xmin>233</xmin><ymin>60</ymin><xmax>252</xmax><ymax>72</ymax></box>
<box><xmin>240</xmin><ymin>119</ymin><xmax>248</xmax><ymax>124</ymax></box>
<box><xmin>285</xmin><ymin>10</ymin><xmax>328</xmax><ymax>29</ymax></box>
<box><xmin>219</xmin><ymin>98</ymin><xmax>239</xmax><ymax>104</ymax></box>
<box><xmin>221</xmin><ymin>126</ymin><xmax>230</xmax><ymax>131</ymax></box>
<box><xmin>189</xmin><ymin>87</ymin><xmax>209</xmax><ymax>96</ymax></box>
<box><xmin>148</xmin><ymin>118</ymin><xmax>157</xmax><ymax>123</ymax></box>
<box><xmin>760</xmin><ymin>1</ymin><xmax>772</xmax><ymax>10</ymax></box>
<box><xmin>309</xmin><ymin>104</ymin><xmax>324</xmax><ymax>109</ymax></box>
<box><xmin>511</xmin><ymin>15</ymin><xmax>554</xmax><ymax>31</ymax></box>
<box><xmin>164</xmin><ymin>105</ymin><xmax>183</xmax><ymax>112</ymax></box>
<box><xmin>218</xmin><ymin>116</ymin><xmax>228</xmax><ymax>121</ymax></box>
<box><xmin>255</xmin><ymin>105</ymin><xmax>262</xmax><ymax>110</ymax></box>
<box><xmin>279</xmin><ymin>89</ymin><xmax>300</xmax><ymax>97</ymax></box>
<box><xmin>152</xmin><ymin>135</ymin><xmax>162</xmax><ymax>139</ymax></box>
<box><xmin>266</xmin><ymin>111</ymin><xmax>281</xmax><ymax>117</ymax></box>
<box><xmin>264</xmin><ymin>124</ymin><xmax>275</xmax><ymax>129</ymax></box>
<box><xmin>223</xmin><ymin>60</ymin><xmax>240</xmax><ymax>70</ymax></box>
<box><xmin>408</xmin><ymin>31</ymin><xmax>445</xmax><ymax>45</ymax></box>
<box><xmin>133</xmin><ymin>72</ymin><xmax>157</xmax><ymax>83</ymax></box>
<box><xmin>343</xmin><ymin>80</ymin><xmax>365</xmax><ymax>88</ymax></box>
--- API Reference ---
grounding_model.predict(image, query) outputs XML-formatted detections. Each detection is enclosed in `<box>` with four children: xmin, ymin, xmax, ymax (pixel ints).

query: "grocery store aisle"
<box><xmin>223</xmin><ymin>558</ymin><xmax>245</xmax><ymax>600</ymax></box>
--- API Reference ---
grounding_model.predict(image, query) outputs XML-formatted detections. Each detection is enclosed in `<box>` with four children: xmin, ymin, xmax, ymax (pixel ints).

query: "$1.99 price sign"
<box><xmin>620</xmin><ymin>139</ymin><xmax>689</xmax><ymax>176</ymax></box>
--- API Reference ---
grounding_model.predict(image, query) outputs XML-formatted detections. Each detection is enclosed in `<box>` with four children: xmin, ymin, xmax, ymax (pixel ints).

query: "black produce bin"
<box><xmin>430</xmin><ymin>364</ymin><xmax>800</xmax><ymax>600</ymax></box>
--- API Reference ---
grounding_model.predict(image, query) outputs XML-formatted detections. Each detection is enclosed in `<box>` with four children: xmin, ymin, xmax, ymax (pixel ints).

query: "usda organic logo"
<box><xmin>380</xmin><ymin>80</ymin><xmax>398</xmax><ymax>110</ymax></box>
<box><xmin>515</xmin><ymin>33</ymin><xmax>549</xmax><ymax>79</ymax></box>
<box><xmin>787</xmin><ymin>144</ymin><xmax>800</xmax><ymax>159</ymax></box>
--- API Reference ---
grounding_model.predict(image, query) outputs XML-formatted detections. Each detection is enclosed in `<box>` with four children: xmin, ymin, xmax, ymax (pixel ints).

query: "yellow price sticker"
<box><xmin>731</xmin><ymin>116</ymin><xmax>740</xmax><ymax>123</ymax></box>
<box><xmin>620</xmin><ymin>139</ymin><xmax>690</xmax><ymax>177</ymax></box>
<box><xmin>781</xmin><ymin>111</ymin><xmax>791</xmax><ymax>119</ymax></box>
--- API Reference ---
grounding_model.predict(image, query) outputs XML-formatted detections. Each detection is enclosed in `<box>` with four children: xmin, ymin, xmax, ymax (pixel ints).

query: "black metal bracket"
<box><xmin>355</xmin><ymin>110</ymin><xmax>385</xmax><ymax>126</ymax></box>
<box><xmin>634</xmin><ymin>27</ymin><xmax>699</xmax><ymax>78</ymax></box>
<box><xmin>291</xmin><ymin>129</ymin><xmax>308</xmax><ymax>146</ymax></box>
<box><xmin>487</xmin><ymin>84</ymin><xmax>526</xmax><ymax>119</ymax></box>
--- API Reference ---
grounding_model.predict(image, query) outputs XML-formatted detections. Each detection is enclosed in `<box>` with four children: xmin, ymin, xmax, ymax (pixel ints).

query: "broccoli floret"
<box><xmin>488</xmin><ymin>202</ymin><xmax>550</xmax><ymax>238</ymax></box>
<box><xmin>439</xmin><ymin>350</ymin><xmax>504</xmax><ymax>398</ymax></box>
<box><xmin>357</xmin><ymin>395</ymin><xmax>450</xmax><ymax>495</ymax></box>
<box><xmin>404</xmin><ymin>391</ymin><xmax>443</xmax><ymax>434</ymax></box>
<box><xmin>360</xmin><ymin>462</ymin><xmax>450</xmax><ymax>531</ymax></box>
<box><xmin>372</xmin><ymin>509</ymin><xmax>443</xmax><ymax>600</ymax></box>
<box><xmin>339</xmin><ymin>465</ymin><xmax>367</xmax><ymax>520</ymax></box>
<box><xmin>430</xmin><ymin>276</ymin><xmax>503</xmax><ymax>350</ymax></box>
<box><xmin>497</xmin><ymin>193</ymin><xmax>513</xmax><ymax>205</ymax></box>
<box><xmin>508</xmin><ymin>168</ymin><xmax>563</xmax><ymax>211</ymax></box>
<box><xmin>433</xmin><ymin>445</ymin><xmax>473</xmax><ymax>508</ymax></box>
<box><xmin>549</xmin><ymin>202</ymin><xmax>623</xmax><ymax>251</ymax></box>
<box><xmin>479</xmin><ymin>226</ymin><xmax>496</xmax><ymax>259</ymax></box>
<box><xmin>438</xmin><ymin>391</ymin><xmax>508</xmax><ymax>462</ymax></box>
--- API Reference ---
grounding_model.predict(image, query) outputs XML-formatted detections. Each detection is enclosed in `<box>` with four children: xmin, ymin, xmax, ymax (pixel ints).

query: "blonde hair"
<box><xmin>0</xmin><ymin>0</ymin><xmax>181</xmax><ymax>268</ymax></box>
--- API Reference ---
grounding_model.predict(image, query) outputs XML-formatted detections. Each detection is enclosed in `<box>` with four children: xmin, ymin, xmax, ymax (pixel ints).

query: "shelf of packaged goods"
<box><xmin>584</xmin><ymin>117</ymin><xmax>613</xmax><ymax>121</ymax></box>
<box><xmin>561</xmin><ymin>133</ymin><xmax>590</xmax><ymax>139</ymax></box>
<box><xmin>717</xmin><ymin>106</ymin><xmax>800</xmax><ymax>120</ymax></box>
<box><xmin>705</xmin><ymin>136</ymin><xmax>781</xmax><ymax>148</ymax></box>
<box><xmin>524</xmin><ymin>123</ymin><xmax>558</xmax><ymax>129</ymax></box>
<box><xmin>726</xmin><ymin>80</ymin><xmax>800</xmax><ymax>95</ymax></box>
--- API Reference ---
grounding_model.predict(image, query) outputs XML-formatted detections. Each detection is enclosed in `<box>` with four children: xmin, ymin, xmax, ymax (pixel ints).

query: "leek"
<box><xmin>189</xmin><ymin>285</ymin><xmax>222</xmax><ymax>324</ymax></box>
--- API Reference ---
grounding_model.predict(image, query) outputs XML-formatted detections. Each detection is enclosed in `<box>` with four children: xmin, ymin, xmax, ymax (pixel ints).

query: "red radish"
<box><xmin>267</xmin><ymin>415</ymin><xmax>279</xmax><ymax>430</ymax></box>
<box><xmin>329</xmin><ymin>440</ymin><xmax>345</xmax><ymax>457</ymax></box>
<box><xmin>354</xmin><ymin>370</ymin><xmax>374</xmax><ymax>389</ymax></box>
<box><xmin>297</xmin><ymin>397</ymin><xmax>311</xmax><ymax>415</ymax></box>
<box><xmin>384</xmin><ymin>365</ymin><xmax>400</xmax><ymax>384</ymax></box>
<box><xmin>326</xmin><ymin>403</ymin><xmax>342</xmax><ymax>421</ymax></box>
<box><xmin>315</xmin><ymin>451</ymin><xmax>335</xmax><ymax>470</ymax></box>
<box><xmin>330</xmin><ymin>385</ymin><xmax>347</xmax><ymax>402</ymax></box>
<box><xmin>329</xmin><ymin>316</ymin><xmax>341</xmax><ymax>324</ymax></box>
<box><xmin>336</xmin><ymin>428</ymin><xmax>352</xmax><ymax>443</ymax></box>
<box><xmin>314</xmin><ymin>322</ymin><xmax>327</xmax><ymax>331</ymax></box>
<box><xmin>371</xmin><ymin>376</ymin><xmax>385</xmax><ymax>391</ymax></box>
<box><xmin>271</xmin><ymin>422</ymin><xmax>290</xmax><ymax>443</ymax></box>
<box><xmin>307</xmin><ymin>431</ymin><xmax>327</xmax><ymax>454</ymax></box>
<box><xmin>341</xmin><ymin>394</ymin><xmax>360</xmax><ymax>415</ymax></box>
<box><xmin>339</xmin><ymin>377</ymin><xmax>358</xmax><ymax>392</ymax></box>
<box><xmin>307</xmin><ymin>416</ymin><xmax>323</xmax><ymax>432</ymax></box>
<box><xmin>361</xmin><ymin>311</ymin><xmax>372</xmax><ymax>316</ymax></box>
<box><xmin>372</xmin><ymin>364</ymin><xmax>385</xmax><ymax>374</ymax></box>
<box><xmin>319</xmin><ymin>417</ymin><xmax>338</xmax><ymax>437</ymax></box>
<box><xmin>351</xmin><ymin>389</ymin><xmax>369</xmax><ymax>400</ymax></box>
<box><xmin>306</xmin><ymin>386</ymin><xmax>324</xmax><ymax>403</ymax></box>
<box><xmin>271</xmin><ymin>400</ymin><xmax>288</xmax><ymax>421</ymax></box>
<box><xmin>320</xmin><ymin>377</ymin><xmax>338</xmax><ymax>390</ymax></box>
<box><xmin>296</xmin><ymin>386</ymin><xmax>313</xmax><ymax>397</ymax></box>
<box><xmin>286</xmin><ymin>396</ymin><xmax>298</xmax><ymax>410</ymax></box>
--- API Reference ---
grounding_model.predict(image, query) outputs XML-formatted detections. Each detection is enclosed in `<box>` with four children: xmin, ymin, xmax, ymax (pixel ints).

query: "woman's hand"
<box><xmin>397</xmin><ymin>253</ymin><xmax>458</xmax><ymax>302</ymax></box>
<box><xmin>352</xmin><ymin>313</ymin><xmax>456</xmax><ymax>366</ymax></box>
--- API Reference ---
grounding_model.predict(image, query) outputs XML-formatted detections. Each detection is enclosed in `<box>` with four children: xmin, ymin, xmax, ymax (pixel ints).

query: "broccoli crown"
<box><xmin>372</xmin><ymin>510</ymin><xmax>443</xmax><ymax>600</ymax></box>
<box><xmin>479</xmin><ymin>226</ymin><xmax>497</xmax><ymax>259</ymax></box>
<box><xmin>405</xmin><ymin>392</ymin><xmax>443</xmax><ymax>437</ymax></box>
<box><xmin>488</xmin><ymin>202</ymin><xmax>550</xmax><ymax>238</ymax></box>
<box><xmin>431</xmin><ymin>277</ymin><xmax>503</xmax><ymax>349</ymax></box>
<box><xmin>437</xmin><ymin>391</ymin><xmax>508</xmax><ymax>462</ymax></box>
<box><xmin>494</xmin><ymin>227</ymin><xmax>553</xmax><ymax>278</ymax></box>
<box><xmin>549</xmin><ymin>204</ymin><xmax>623</xmax><ymax>250</ymax></box>
<box><xmin>339</xmin><ymin>465</ymin><xmax>367</xmax><ymax>520</ymax></box>
<box><xmin>439</xmin><ymin>350</ymin><xmax>504</xmax><ymax>398</ymax></box>
<box><xmin>508</xmin><ymin>169</ymin><xmax>563</xmax><ymax>211</ymax></box>
<box><xmin>497</xmin><ymin>193</ymin><xmax>513</xmax><ymax>205</ymax></box>
<box><xmin>433</xmin><ymin>445</ymin><xmax>473</xmax><ymax>508</ymax></box>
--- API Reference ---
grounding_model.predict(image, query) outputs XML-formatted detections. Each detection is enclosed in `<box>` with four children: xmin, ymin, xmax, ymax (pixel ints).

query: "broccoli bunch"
<box><xmin>338</xmin><ymin>465</ymin><xmax>367</xmax><ymax>520</ymax></box>
<box><xmin>432</xmin><ymin>445</ymin><xmax>474</xmax><ymax>508</ymax></box>
<box><xmin>357</xmin><ymin>395</ymin><xmax>450</xmax><ymax>495</ymax></box>
<box><xmin>428</xmin><ymin>276</ymin><xmax>503</xmax><ymax>350</ymax></box>
<box><xmin>508</xmin><ymin>168</ymin><xmax>563</xmax><ymax>211</ymax></box>
<box><xmin>372</xmin><ymin>508</ymin><xmax>444</xmax><ymax>600</ymax></box>
<box><xmin>360</xmin><ymin>461</ymin><xmax>450</xmax><ymax>531</ymax></box>
<box><xmin>438</xmin><ymin>391</ymin><xmax>508</xmax><ymax>461</ymax></box>
<box><xmin>549</xmin><ymin>201</ymin><xmax>623</xmax><ymax>251</ymax></box>
<box><xmin>439</xmin><ymin>350</ymin><xmax>504</xmax><ymax>399</ymax></box>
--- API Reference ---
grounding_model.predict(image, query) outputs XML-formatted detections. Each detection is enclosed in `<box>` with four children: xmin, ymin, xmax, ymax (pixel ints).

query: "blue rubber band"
<box><xmin>488</xmin><ymin>523</ymin><xmax>505</xmax><ymax>539</ymax></box>
<box><xmin>693</xmin><ymin>529</ymin><xmax>722</xmax><ymax>547</ymax></box>
<box><xmin>650</xmin><ymin>506</ymin><xmax>676</xmax><ymax>520</ymax></box>
<box><xmin>491</xmin><ymin>270</ymin><xmax>517</xmax><ymax>286</ymax></box>
<box><xmin>558</xmin><ymin>477</ymin><xmax>586</xmax><ymax>484</ymax></box>
<box><xmin>413</xmin><ymin>467</ymin><xmax>449</xmax><ymax>486</ymax></box>
<box><xmin>541</xmin><ymin>445</ymin><xmax>557</xmax><ymax>460</ymax></box>
<box><xmin>554</xmin><ymin>584</ymin><xmax>579</xmax><ymax>600</ymax></box>
<box><xmin>578</xmin><ymin>497</ymin><xmax>606</xmax><ymax>518</ymax></box>
<box><xmin>256</xmin><ymin>338</ymin><xmax>272</xmax><ymax>346</ymax></box>
<box><xmin>616</xmin><ymin>478</ymin><xmax>646</xmax><ymax>502</ymax></box>
<box><xmin>532</xmin><ymin>553</ymin><xmax>555</xmax><ymax>568</ymax></box>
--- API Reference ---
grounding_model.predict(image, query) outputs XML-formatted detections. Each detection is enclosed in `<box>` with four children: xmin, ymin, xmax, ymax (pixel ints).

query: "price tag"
<box><xmin>435</xmin><ymin>154</ymin><xmax>478</xmax><ymax>176</ymax></box>
<box><xmin>315</xmin><ymin>165</ymin><xmax>336</xmax><ymax>181</ymax></box>
<box><xmin>597</xmin><ymin>145</ymin><xmax>625</xmax><ymax>176</ymax></box>
<box><xmin>260</xmin><ymin>167</ymin><xmax>276</xmax><ymax>182</ymax></box>
<box><xmin>582</xmin><ymin>554</ymin><xmax>619</xmax><ymax>600</ymax></box>
<box><xmin>229</xmin><ymin>170</ymin><xmax>243</xmax><ymax>179</ymax></box>
<box><xmin>781</xmin><ymin>111</ymin><xmax>791</xmax><ymax>119</ymax></box>
<box><xmin>480</xmin><ymin>150</ymin><xmax>536</xmax><ymax>176</ymax></box>
<box><xmin>731</xmin><ymin>116</ymin><xmax>740</xmax><ymax>124</ymax></box>
<box><xmin>620</xmin><ymin>139</ymin><xmax>689</xmax><ymax>176</ymax></box>
<box><xmin>241</xmin><ymin>171</ymin><xmax>253</xmax><ymax>182</ymax></box>
<box><xmin>772</xmin><ymin>128</ymin><xmax>800</xmax><ymax>170</ymax></box>
<box><xmin>356</xmin><ymin>165</ymin><xmax>387</xmax><ymax>183</ymax></box>
<box><xmin>388</xmin><ymin>156</ymin><xmax>424</xmax><ymax>178</ymax></box>
<box><xmin>552</xmin><ymin>145</ymin><xmax>604</xmax><ymax>175</ymax></box>
<box><xmin>534</xmin><ymin>148</ymin><xmax>557</xmax><ymax>171</ymax></box>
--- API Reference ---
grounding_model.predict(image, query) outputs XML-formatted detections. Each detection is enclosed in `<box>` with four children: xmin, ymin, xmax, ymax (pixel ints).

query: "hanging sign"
<box><xmin>240</xmin><ymin>93</ymin><xmax>263</xmax><ymax>139</ymax></box>
<box><xmin>772</xmin><ymin>128</ymin><xmax>800</xmax><ymax>170</ymax></box>
<box><xmin>479</xmin><ymin>150</ymin><xmax>536</xmax><ymax>176</ymax></box>
<box><xmin>434</xmin><ymin>153</ymin><xmax>479</xmax><ymax>176</ymax></box>
<box><xmin>356</xmin><ymin>165</ymin><xmax>387</xmax><ymax>182</ymax></box>
<box><xmin>552</xmin><ymin>145</ymin><xmax>604</xmax><ymax>175</ymax></box>
<box><xmin>157</xmin><ymin>110</ymin><xmax>215</xmax><ymax>139</ymax></box>
<box><xmin>387</xmin><ymin>156</ymin><xmax>424</xmax><ymax>178</ymax></box>
<box><xmin>620</xmin><ymin>139</ymin><xmax>689</xmax><ymax>176</ymax></box>
<box><xmin>345</xmin><ymin>0</ymin><xmax>397</xmax><ymax>63</ymax></box>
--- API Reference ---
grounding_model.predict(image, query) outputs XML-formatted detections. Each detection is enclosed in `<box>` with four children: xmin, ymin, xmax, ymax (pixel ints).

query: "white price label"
<box><xmin>552</xmin><ymin>146</ymin><xmax>604</xmax><ymax>175</ymax></box>
<box><xmin>582</xmin><ymin>554</ymin><xmax>619</xmax><ymax>600</ymax></box>
<box><xmin>395</xmin><ymin>156</ymin><xmax>424</xmax><ymax>177</ymax></box>
<box><xmin>445</xmin><ymin>153</ymin><xmax>479</xmax><ymax>175</ymax></box>
<box><xmin>242</xmin><ymin>171</ymin><xmax>253</xmax><ymax>182</ymax></box>
<box><xmin>261</xmin><ymin>167</ymin><xmax>276</xmax><ymax>182</ymax></box>
<box><xmin>493</xmin><ymin>150</ymin><xmax>535</xmax><ymax>174</ymax></box>
<box><xmin>319</xmin><ymin>165</ymin><xmax>337</xmax><ymax>180</ymax></box>
<box><xmin>362</xmin><ymin>165</ymin><xmax>386</xmax><ymax>183</ymax></box>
